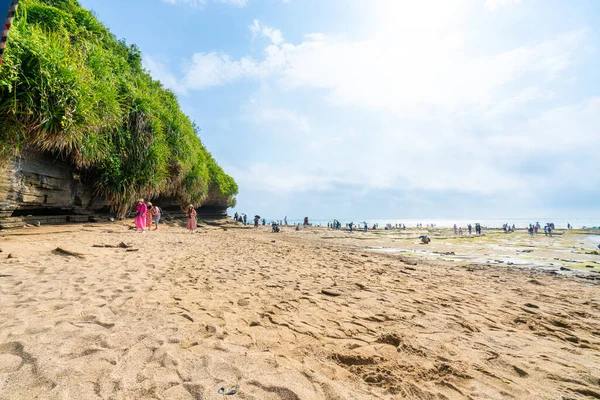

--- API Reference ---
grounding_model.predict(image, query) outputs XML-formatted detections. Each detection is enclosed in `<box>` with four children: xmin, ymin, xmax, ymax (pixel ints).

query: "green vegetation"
<box><xmin>0</xmin><ymin>0</ymin><xmax>237</xmax><ymax>216</ymax></box>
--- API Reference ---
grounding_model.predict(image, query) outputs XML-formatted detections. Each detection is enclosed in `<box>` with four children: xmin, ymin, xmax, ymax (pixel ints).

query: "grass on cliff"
<box><xmin>0</xmin><ymin>0</ymin><xmax>237</xmax><ymax>216</ymax></box>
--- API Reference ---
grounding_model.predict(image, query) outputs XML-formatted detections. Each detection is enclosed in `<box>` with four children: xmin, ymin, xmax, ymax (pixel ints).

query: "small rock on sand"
<box><xmin>322</xmin><ymin>288</ymin><xmax>342</xmax><ymax>297</ymax></box>
<box><xmin>0</xmin><ymin>354</ymin><xmax>22</xmax><ymax>373</ymax></box>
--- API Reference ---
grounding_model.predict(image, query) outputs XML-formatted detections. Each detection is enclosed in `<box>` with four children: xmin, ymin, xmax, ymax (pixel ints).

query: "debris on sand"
<box><xmin>321</xmin><ymin>288</ymin><xmax>342</xmax><ymax>297</ymax></box>
<box><xmin>53</xmin><ymin>247</ymin><xmax>85</xmax><ymax>259</ymax></box>
<box><xmin>92</xmin><ymin>242</ymin><xmax>131</xmax><ymax>249</ymax></box>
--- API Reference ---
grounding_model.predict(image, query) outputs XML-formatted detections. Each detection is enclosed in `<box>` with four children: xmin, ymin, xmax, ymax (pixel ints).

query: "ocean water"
<box><xmin>263</xmin><ymin>217</ymin><xmax>600</xmax><ymax>229</ymax></box>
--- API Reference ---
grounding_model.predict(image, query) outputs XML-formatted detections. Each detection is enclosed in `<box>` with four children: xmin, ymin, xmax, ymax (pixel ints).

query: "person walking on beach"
<box><xmin>186</xmin><ymin>205</ymin><xmax>197</xmax><ymax>232</ymax></box>
<box><xmin>303</xmin><ymin>217</ymin><xmax>309</xmax><ymax>227</ymax></box>
<box><xmin>453</xmin><ymin>224</ymin><xmax>457</xmax><ymax>235</ymax></box>
<box><xmin>254</xmin><ymin>215</ymin><xmax>260</xmax><ymax>228</ymax></box>
<box><xmin>146</xmin><ymin>202</ymin><xmax>154</xmax><ymax>229</ymax></box>
<box><xmin>151</xmin><ymin>203</ymin><xmax>161</xmax><ymax>231</ymax></box>
<box><xmin>468</xmin><ymin>224</ymin><xmax>472</xmax><ymax>235</ymax></box>
<box><xmin>284</xmin><ymin>216</ymin><xmax>288</xmax><ymax>226</ymax></box>
<box><xmin>243</xmin><ymin>214</ymin><xmax>247</xmax><ymax>225</ymax></box>
<box><xmin>134</xmin><ymin>199</ymin><xmax>147</xmax><ymax>232</ymax></box>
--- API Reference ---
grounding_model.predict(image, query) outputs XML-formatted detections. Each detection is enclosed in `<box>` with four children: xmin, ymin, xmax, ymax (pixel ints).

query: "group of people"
<box><xmin>233</xmin><ymin>212</ymin><xmax>247</xmax><ymax>225</ymax></box>
<box><xmin>134</xmin><ymin>199</ymin><xmax>161</xmax><ymax>232</ymax></box>
<box><xmin>234</xmin><ymin>212</ymin><xmax>291</xmax><ymax>229</ymax></box>
<box><xmin>451</xmin><ymin>223</ymin><xmax>482</xmax><ymax>235</ymax></box>
<box><xmin>525</xmin><ymin>222</ymin><xmax>559</xmax><ymax>237</ymax></box>
<box><xmin>502</xmin><ymin>223</ymin><xmax>516</xmax><ymax>233</ymax></box>
<box><xmin>134</xmin><ymin>200</ymin><xmax>199</xmax><ymax>233</ymax></box>
<box><xmin>329</xmin><ymin>220</ymin><xmax>342</xmax><ymax>230</ymax></box>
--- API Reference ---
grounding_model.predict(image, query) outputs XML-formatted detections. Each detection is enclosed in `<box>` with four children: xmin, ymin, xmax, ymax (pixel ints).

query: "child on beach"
<box><xmin>151</xmin><ymin>204</ymin><xmax>161</xmax><ymax>230</ymax></box>
<box><xmin>186</xmin><ymin>205</ymin><xmax>197</xmax><ymax>232</ymax></box>
<box><xmin>134</xmin><ymin>199</ymin><xmax>147</xmax><ymax>232</ymax></box>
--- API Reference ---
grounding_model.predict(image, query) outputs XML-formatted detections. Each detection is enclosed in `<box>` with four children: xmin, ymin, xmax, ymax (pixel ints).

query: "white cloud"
<box><xmin>485</xmin><ymin>0</ymin><xmax>523</xmax><ymax>12</ymax></box>
<box><xmin>149</xmin><ymin>4</ymin><xmax>594</xmax><ymax>200</ymax></box>
<box><xmin>249</xmin><ymin>19</ymin><xmax>284</xmax><ymax>45</ymax></box>
<box><xmin>228</xmin><ymin>163</ymin><xmax>332</xmax><ymax>193</ymax></box>
<box><xmin>182</xmin><ymin>52</ymin><xmax>260</xmax><ymax>89</ymax></box>
<box><xmin>176</xmin><ymin>26</ymin><xmax>587</xmax><ymax>119</ymax></box>
<box><xmin>162</xmin><ymin>0</ymin><xmax>247</xmax><ymax>8</ymax></box>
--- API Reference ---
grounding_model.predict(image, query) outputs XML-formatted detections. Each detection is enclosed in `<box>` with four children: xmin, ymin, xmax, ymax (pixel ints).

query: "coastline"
<box><xmin>0</xmin><ymin>221</ymin><xmax>599</xmax><ymax>399</ymax></box>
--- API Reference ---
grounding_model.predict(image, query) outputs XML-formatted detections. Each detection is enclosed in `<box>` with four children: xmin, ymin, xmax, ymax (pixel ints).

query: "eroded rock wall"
<box><xmin>0</xmin><ymin>149</ymin><xmax>107</xmax><ymax>228</ymax></box>
<box><xmin>0</xmin><ymin>150</ymin><xmax>229</xmax><ymax>229</ymax></box>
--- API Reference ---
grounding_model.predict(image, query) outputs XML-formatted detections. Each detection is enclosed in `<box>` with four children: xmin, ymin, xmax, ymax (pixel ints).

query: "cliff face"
<box><xmin>0</xmin><ymin>149</ymin><xmax>105</xmax><ymax>228</ymax></box>
<box><xmin>0</xmin><ymin>150</ymin><xmax>227</xmax><ymax>229</ymax></box>
<box><xmin>0</xmin><ymin>0</ymin><xmax>238</xmax><ymax>223</ymax></box>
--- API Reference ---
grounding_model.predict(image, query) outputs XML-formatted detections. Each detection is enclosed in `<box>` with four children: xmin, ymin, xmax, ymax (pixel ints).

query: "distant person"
<box><xmin>134</xmin><ymin>199</ymin><xmax>147</xmax><ymax>232</ymax></box>
<box><xmin>459</xmin><ymin>227</ymin><xmax>463</xmax><ymax>235</ymax></box>
<box><xmin>254</xmin><ymin>215</ymin><xmax>259</xmax><ymax>228</ymax></box>
<box><xmin>146</xmin><ymin>202</ymin><xmax>154</xmax><ymax>229</ymax></box>
<box><xmin>303</xmin><ymin>217</ymin><xmax>309</xmax><ymax>227</ymax></box>
<box><xmin>272</xmin><ymin>221</ymin><xmax>280</xmax><ymax>233</ymax></box>
<box><xmin>349</xmin><ymin>222</ymin><xmax>354</xmax><ymax>232</ymax></box>
<box><xmin>453</xmin><ymin>224</ymin><xmax>457</xmax><ymax>234</ymax></box>
<box><xmin>186</xmin><ymin>205</ymin><xmax>197</xmax><ymax>232</ymax></box>
<box><xmin>243</xmin><ymin>214</ymin><xmax>247</xmax><ymax>225</ymax></box>
<box><xmin>234</xmin><ymin>212</ymin><xmax>238</xmax><ymax>221</ymax></box>
<box><xmin>151</xmin><ymin>203</ymin><xmax>161</xmax><ymax>231</ymax></box>
<box><xmin>468</xmin><ymin>224</ymin><xmax>472</xmax><ymax>235</ymax></box>
<box><xmin>528</xmin><ymin>225</ymin><xmax>534</xmax><ymax>236</ymax></box>
<box><xmin>262</xmin><ymin>218</ymin><xmax>266</xmax><ymax>226</ymax></box>
<box><xmin>284</xmin><ymin>216</ymin><xmax>288</xmax><ymax>226</ymax></box>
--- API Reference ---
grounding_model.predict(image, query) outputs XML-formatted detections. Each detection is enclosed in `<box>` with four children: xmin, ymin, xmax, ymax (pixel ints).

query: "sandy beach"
<box><xmin>1</xmin><ymin>221</ymin><xmax>599</xmax><ymax>399</ymax></box>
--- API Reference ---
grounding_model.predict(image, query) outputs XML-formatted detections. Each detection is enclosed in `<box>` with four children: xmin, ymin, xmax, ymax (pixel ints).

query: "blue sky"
<box><xmin>79</xmin><ymin>0</ymin><xmax>600</xmax><ymax>220</ymax></box>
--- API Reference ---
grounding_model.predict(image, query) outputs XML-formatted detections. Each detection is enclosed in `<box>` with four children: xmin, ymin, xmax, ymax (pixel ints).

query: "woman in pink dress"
<box><xmin>135</xmin><ymin>199</ymin><xmax>147</xmax><ymax>232</ymax></box>
<box><xmin>186</xmin><ymin>205</ymin><xmax>197</xmax><ymax>232</ymax></box>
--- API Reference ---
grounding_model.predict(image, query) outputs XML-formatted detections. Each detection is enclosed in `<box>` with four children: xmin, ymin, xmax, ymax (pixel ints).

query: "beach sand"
<box><xmin>0</xmin><ymin>222</ymin><xmax>599</xmax><ymax>399</ymax></box>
